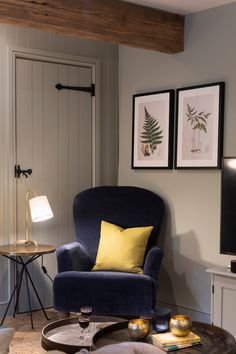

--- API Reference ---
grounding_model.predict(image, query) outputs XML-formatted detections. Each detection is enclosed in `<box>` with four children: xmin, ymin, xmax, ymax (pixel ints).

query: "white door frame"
<box><xmin>7</xmin><ymin>46</ymin><xmax>100</xmax><ymax>245</ymax></box>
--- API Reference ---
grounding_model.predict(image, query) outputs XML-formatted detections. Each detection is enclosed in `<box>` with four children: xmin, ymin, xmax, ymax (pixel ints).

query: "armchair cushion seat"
<box><xmin>54</xmin><ymin>270</ymin><xmax>155</xmax><ymax>316</ymax></box>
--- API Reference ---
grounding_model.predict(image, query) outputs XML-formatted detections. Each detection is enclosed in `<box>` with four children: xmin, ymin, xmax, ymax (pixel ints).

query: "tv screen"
<box><xmin>220</xmin><ymin>157</ymin><xmax>236</xmax><ymax>255</ymax></box>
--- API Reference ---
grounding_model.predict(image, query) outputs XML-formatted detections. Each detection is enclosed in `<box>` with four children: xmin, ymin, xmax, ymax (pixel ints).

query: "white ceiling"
<box><xmin>124</xmin><ymin>0</ymin><xmax>236</xmax><ymax>14</ymax></box>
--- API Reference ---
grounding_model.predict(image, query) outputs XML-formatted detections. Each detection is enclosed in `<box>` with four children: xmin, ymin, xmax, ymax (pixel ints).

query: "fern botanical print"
<box><xmin>140</xmin><ymin>107</ymin><xmax>163</xmax><ymax>156</ymax></box>
<box><xmin>186</xmin><ymin>104</ymin><xmax>211</xmax><ymax>153</ymax></box>
<box><xmin>132</xmin><ymin>89</ymin><xmax>173</xmax><ymax>168</ymax></box>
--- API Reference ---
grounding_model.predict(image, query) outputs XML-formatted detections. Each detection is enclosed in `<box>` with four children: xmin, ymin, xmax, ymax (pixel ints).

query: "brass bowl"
<box><xmin>169</xmin><ymin>315</ymin><xmax>192</xmax><ymax>337</ymax></box>
<box><xmin>128</xmin><ymin>319</ymin><xmax>150</xmax><ymax>340</ymax></box>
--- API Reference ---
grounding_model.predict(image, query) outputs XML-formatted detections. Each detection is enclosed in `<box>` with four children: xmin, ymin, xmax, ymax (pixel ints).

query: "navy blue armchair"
<box><xmin>53</xmin><ymin>186</ymin><xmax>164</xmax><ymax>316</ymax></box>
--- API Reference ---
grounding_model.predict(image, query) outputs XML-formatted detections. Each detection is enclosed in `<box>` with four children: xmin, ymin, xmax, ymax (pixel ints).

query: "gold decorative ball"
<box><xmin>169</xmin><ymin>315</ymin><xmax>192</xmax><ymax>337</ymax></box>
<box><xmin>128</xmin><ymin>319</ymin><xmax>150</xmax><ymax>340</ymax></box>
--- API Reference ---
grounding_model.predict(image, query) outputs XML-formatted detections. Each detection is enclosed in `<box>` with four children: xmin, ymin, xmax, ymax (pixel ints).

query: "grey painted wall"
<box><xmin>118</xmin><ymin>3</ymin><xmax>236</xmax><ymax>321</ymax></box>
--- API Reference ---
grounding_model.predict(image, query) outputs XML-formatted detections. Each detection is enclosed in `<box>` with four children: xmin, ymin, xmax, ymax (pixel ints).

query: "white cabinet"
<box><xmin>207</xmin><ymin>267</ymin><xmax>236</xmax><ymax>337</ymax></box>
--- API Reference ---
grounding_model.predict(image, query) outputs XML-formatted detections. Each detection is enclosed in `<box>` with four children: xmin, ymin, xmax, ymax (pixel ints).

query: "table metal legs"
<box><xmin>0</xmin><ymin>255</ymin><xmax>49</xmax><ymax>329</ymax></box>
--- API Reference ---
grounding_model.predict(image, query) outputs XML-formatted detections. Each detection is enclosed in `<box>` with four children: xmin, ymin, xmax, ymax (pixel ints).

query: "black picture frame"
<box><xmin>175</xmin><ymin>82</ymin><xmax>225</xmax><ymax>169</ymax></box>
<box><xmin>131</xmin><ymin>89</ymin><xmax>174</xmax><ymax>169</ymax></box>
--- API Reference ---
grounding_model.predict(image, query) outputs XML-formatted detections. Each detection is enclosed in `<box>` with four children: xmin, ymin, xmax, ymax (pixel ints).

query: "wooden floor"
<box><xmin>3</xmin><ymin>308</ymin><xmax>60</xmax><ymax>354</ymax></box>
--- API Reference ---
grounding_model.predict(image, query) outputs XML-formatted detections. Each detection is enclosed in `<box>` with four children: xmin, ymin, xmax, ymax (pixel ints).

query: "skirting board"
<box><xmin>156</xmin><ymin>300</ymin><xmax>211</xmax><ymax>324</ymax></box>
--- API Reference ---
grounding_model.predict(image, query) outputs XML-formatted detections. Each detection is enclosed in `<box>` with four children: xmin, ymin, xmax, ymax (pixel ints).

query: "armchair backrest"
<box><xmin>73</xmin><ymin>186</ymin><xmax>164</xmax><ymax>262</ymax></box>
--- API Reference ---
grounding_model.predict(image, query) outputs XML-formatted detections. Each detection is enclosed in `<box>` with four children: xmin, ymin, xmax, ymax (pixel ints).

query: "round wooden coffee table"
<box><xmin>42</xmin><ymin>317</ymin><xmax>236</xmax><ymax>353</ymax></box>
<box><xmin>93</xmin><ymin>320</ymin><xmax>236</xmax><ymax>353</ymax></box>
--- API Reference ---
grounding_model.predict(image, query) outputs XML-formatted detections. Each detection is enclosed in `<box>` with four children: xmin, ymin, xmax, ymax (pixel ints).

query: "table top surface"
<box><xmin>206</xmin><ymin>266</ymin><xmax>236</xmax><ymax>278</ymax></box>
<box><xmin>0</xmin><ymin>243</ymin><xmax>55</xmax><ymax>256</ymax></box>
<box><xmin>41</xmin><ymin>316</ymin><xmax>236</xmax><ymax>354</ymax></box>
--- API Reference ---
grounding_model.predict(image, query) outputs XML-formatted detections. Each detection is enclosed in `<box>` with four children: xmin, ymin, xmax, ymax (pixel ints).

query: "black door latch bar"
<box><xmin>55</xmin><ymin>83</ymin><xmax>95</xmax><ymax>97</ymax></box>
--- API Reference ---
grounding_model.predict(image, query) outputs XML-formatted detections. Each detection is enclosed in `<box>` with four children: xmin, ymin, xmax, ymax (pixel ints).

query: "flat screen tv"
<box><xmin>220</xmin><ymin>157</ymin><xmax>236</xmax><ymax>255</ymax></box>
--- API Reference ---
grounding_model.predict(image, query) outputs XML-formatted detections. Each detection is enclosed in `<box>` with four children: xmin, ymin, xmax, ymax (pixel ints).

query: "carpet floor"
<box><xmin>3</xmin><ymin>308</ymin><xmax>60</xmax><ymax>354</ymax></box>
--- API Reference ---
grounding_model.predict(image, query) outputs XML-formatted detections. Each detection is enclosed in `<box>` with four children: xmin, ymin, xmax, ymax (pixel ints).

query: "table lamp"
<box><xmin>16</xmin><ymin>190</ymin><xmax>54</xmax><ymax>247</ymax></box>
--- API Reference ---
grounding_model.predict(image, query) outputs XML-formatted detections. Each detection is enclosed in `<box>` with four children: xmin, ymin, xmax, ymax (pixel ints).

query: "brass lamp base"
<box><xmin>15</xmin><ymin>239</ymin><xmax>38</xmax><ymax>247</ymax></box>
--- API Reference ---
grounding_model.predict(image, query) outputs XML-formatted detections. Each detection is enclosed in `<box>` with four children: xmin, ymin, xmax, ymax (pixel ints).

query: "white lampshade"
<box><xmin>29</xmin><ymin>195</ymin><xmax>54</xmax><ymax>222</ymax></box>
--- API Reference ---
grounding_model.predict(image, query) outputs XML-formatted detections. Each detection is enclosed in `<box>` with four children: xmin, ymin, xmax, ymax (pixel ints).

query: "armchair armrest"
<box><xmin>143</xmin><ymin>246</ymin><xmax>164</xmax><ymax>280</ymax></box>
<box><xmin>56</xmin><ymin>241</ymin><xmax>94</xmax><ymax>273</ymax></box>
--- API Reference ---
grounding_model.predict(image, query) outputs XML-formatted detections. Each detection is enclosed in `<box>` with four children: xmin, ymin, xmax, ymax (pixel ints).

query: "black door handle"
<box><xmin>15</xmin><ymin>165</ymin><xmax>32</xmax><ymax>178</ymax></box>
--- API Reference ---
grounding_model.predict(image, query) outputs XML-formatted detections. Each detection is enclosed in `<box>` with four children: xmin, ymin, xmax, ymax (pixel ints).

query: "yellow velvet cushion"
<box><xmin>92</xmin><ymin>221</ymin><xmax>153</xmax><ymax>274</ymax></box>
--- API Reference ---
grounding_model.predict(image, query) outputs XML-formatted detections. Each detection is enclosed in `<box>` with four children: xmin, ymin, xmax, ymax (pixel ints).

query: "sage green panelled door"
<box><xmin>15</xmin><ymin>57</ymin><xmax>93</xmax><ymax>311</ymax></box>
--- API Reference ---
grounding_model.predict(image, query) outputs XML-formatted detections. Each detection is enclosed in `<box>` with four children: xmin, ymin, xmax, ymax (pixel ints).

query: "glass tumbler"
<box><xmin>151</xmin><ymin>308</ymin><xmax>171</xmax><ymax>333</ymax></box>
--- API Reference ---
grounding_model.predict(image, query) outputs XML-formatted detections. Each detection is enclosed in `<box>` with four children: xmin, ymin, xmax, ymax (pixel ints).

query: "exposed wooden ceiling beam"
<box><xmin>0</xmin><ymin>0</ymin><xmax>185</xmax><ymax>53</ymax></box>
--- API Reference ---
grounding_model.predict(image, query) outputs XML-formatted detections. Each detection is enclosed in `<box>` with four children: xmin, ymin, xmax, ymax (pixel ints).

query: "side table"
<box><xmin>0</xmin><ymin>243</ymin><xmax>55</xmax><ymax>329</ymax></box>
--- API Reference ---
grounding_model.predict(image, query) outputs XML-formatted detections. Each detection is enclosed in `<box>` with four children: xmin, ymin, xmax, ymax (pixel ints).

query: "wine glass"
<box><xmin>80</xmin><ymin>306</ymin><xmax>92</xmax><ymax>316</ymax></box>
<box><xmin>78</xmin><ymin>314</ymin><xmax>90</xmax><ymax>340</ymax></box>
<box><xmin>80</xmin><ymin>306</ymin><xmax>92</xmax><ymax>339</ymax></box>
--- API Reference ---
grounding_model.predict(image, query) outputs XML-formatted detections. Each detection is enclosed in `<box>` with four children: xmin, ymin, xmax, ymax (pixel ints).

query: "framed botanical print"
<box><xmin>132</xmin><ymin>89</ymin><xmax>174</xmax><ymax>169</ymax></box>
<box><xmin>175</xmin><ymin>82</ymin><xmax>225</xmax><ymax>169</ymax></box>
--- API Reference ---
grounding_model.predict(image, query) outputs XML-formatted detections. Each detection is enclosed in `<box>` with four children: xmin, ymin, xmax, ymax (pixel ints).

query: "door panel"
<box><xmin>15</xmin><ymin>57</ymin><xmax>93</xmax><ymax>310</ymax></box>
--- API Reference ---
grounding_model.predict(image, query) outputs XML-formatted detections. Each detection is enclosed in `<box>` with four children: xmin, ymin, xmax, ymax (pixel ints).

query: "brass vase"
<box><xmin>169</xmin><ymin>315</ymin><xmax>192</xmax><ymax>337</ymax></box>
<box><xmin>128</xmin><ymin>319</ymin><xmax>150</xmax><ymax>340</ymax></box>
